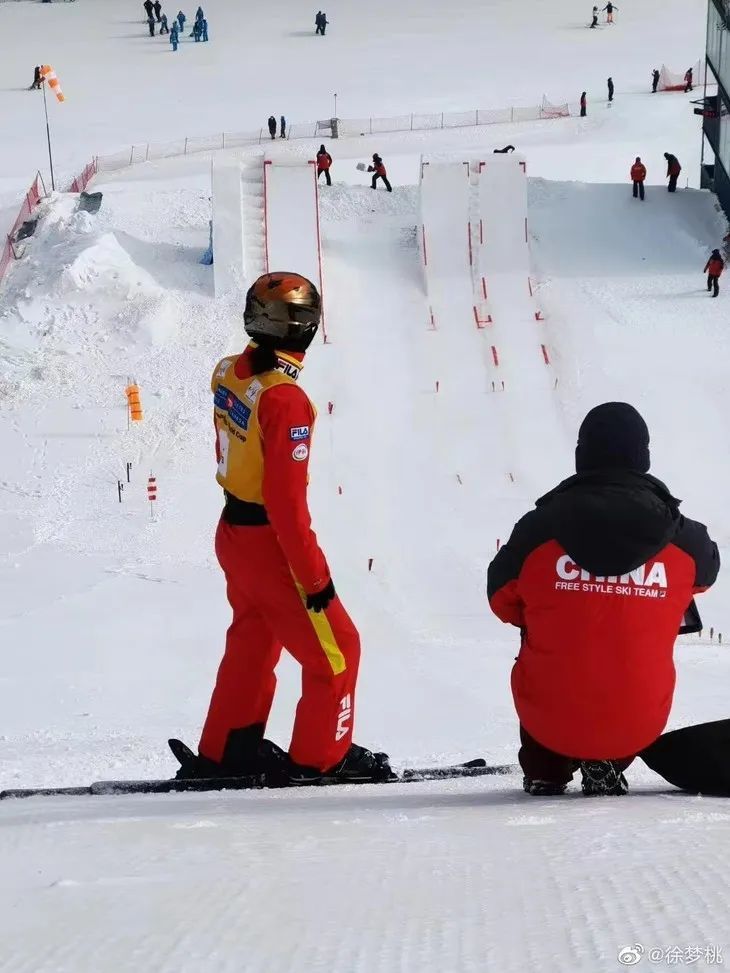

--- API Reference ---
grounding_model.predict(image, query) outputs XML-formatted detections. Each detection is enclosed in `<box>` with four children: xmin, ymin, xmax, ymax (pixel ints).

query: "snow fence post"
<box><xmin>184</xmin><ymin>137</ymin><xmax>188</xmax><ymax>155</ymax></box>
<box><xmin>129</xmin><ymin>145</ymin><xmax>134</xmax><ymax>166</ymax></box>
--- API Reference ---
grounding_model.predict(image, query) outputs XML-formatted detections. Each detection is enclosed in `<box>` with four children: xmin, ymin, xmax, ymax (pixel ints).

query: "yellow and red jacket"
<box><xmin>211</xmin><ymin>344</ymin><xmax>329</xmax><ymax>594</ymax></box>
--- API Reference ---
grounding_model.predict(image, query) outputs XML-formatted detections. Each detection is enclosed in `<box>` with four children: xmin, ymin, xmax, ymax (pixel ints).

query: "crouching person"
<box><xmin>487</xmin><ymin>402</ymin><xmax>719</xmax><ymax>797</ymax></box>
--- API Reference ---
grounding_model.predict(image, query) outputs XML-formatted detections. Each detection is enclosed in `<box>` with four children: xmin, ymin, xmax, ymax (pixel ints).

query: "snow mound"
<box><xmin>60</xmin><ymin>232</ymin><xmax>159</xmax><ymax>299</ymax></box>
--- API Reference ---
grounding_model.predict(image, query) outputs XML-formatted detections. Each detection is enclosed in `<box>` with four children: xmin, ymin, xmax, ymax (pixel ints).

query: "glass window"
<box><xmin>719</xmin><ymin>104</ymin><xmax>730</xmax><ymax>175</ymax></box>
<box><xmin>707</xmin><ymin>2</ymin><xmax>724</xmax><ymax>76</ymax></box>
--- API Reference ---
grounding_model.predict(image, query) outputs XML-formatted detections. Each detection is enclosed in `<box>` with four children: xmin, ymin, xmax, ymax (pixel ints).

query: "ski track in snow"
<box><xmin>2</xmin><ymin>0</ymin><xmax>730</xmax><ymax>968</ymax></box>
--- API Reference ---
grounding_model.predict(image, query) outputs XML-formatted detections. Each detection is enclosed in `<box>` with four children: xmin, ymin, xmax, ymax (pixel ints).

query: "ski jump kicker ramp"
<box><xmin>264</xmin><ymin>159</ymin><xmax>326</xmax><ymax>332</ymax></box>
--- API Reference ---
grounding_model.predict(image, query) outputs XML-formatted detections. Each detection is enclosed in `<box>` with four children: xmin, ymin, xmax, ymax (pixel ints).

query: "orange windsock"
<box><xmin>40</xmin><ymin>65</ymin><xmax>65</xmax><ymax>102</ymax></box>
<box><xmin>125</xmin><ymin>383</ymin><xmax>143</xmax><ymax>421</ymax></box>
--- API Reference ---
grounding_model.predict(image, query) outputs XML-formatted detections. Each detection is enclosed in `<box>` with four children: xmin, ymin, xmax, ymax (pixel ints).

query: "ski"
<box><xmin>0</xmin><ymin>757</ymin><xmax>515</xmax><ymax>801</ymax></box>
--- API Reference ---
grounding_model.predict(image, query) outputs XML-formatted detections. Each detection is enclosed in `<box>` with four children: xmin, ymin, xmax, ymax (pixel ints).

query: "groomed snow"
<box><xmin>2</xmin><ymin>0</ymin><xmax>730</xmax><ymax>969</ymax></box>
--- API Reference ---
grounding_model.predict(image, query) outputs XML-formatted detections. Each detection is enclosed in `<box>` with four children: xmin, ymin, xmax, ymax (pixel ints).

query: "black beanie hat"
<box><xmin>575</xmin><ymin>402</ymin><xmax>650</xmax><ymax>473</ymax></box>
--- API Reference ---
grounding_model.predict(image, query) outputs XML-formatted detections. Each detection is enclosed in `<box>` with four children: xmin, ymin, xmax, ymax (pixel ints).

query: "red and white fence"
<box><xmin>68</xmin><ymin>159</ymin><xmax>98</xmax><ymax>193</ymax></box>
<box><xmin>0</xmin><ymin>172</ymin><xmax>45</xmax><ymax>285</ymax></box>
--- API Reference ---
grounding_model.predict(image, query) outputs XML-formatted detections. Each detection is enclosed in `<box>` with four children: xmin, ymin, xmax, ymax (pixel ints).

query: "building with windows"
<box><xmin>702</xmin><ymin>0</ymin><xmax>730</xmax><ymax>212</ymax></box>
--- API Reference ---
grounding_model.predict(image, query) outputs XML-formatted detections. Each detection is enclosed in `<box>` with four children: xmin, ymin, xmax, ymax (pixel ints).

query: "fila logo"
<box><xmin>335</xmin><ymin>694</ymin><xmax>352</xmax><ymax>741</ymax></box>
<box><xmin>555</xmin><ymin>555</ymin><xmax>667</xmax><ymax>589</ymax></box>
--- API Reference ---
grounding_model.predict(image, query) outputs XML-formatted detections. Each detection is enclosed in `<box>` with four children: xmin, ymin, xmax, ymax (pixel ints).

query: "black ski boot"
<box><xmin>170</xmin><ymin>725</ymin><xmax>288</xmax><ymax>782</ymax></box>
<box><xmin>580</xmin><ymin>760</ymin><xmax>629</xmax><ymax>796</ymax></box>
<box><xmin>522</xmin><ymin>776</ymin><xmax>567</xmax><ymax>796</ymax></box>
<box><xmin>288</xmin><ymin>744</ymin><xmax>395</xmax><ymax>785</ymax></box>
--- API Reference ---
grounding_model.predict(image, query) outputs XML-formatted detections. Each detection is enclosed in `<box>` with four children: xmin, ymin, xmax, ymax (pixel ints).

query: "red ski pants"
<box><xmin>199</xmin><ymin>520</ymin><xmax>360</xmax><ymax>771</ymax></box>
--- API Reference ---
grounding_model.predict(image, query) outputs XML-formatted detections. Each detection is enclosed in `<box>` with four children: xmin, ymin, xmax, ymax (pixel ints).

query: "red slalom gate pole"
<box><xmin>147</xmin><ymin>474</ymin><xmax>157</xmax><ymax>519</ymax></box>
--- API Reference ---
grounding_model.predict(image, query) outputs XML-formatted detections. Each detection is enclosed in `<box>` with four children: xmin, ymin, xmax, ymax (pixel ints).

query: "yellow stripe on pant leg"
<box><xmin>293</xmin><ymin>579</ymin><xmax>346</xmax><ymax>675</ymax></box>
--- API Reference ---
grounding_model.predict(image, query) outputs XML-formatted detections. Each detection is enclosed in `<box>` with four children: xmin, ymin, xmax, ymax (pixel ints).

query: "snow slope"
<box><xmin>2</xmin><ymin>0</ymin><xmax>730</xmax><ymax>969</ymax></box>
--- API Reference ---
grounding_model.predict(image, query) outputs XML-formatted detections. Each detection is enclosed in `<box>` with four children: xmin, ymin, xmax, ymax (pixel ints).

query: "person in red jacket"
<box><xmin>664</xmin><ymin>152</ymin><xmax>681</xmax><ymax>192</ymax></box>
<box><xmin>316</xmin><ymin>143</ymin><xmax>333</xmax><ymax>185</ymax></box>
<box><xmin>368</xmin><ymin>153</ymin><xmax>392</xmax><ymax>192</ymax></box>
<box><xmin>178</xmin><ymin>272</ymin><xmax>392</xmax><ymax>785</ymax></box>
<box><xmin>630</xmin><ymin>156</ymin><xmax>646</xmax><ymax>200</ymax></box>
<box><xmin>704</xmin><ymin>248</ymin><xmax>724</xmax><ymax>297</ymax></box>
<box><xmin>488</xmin><ymin>402</ymin><xmax>719</xmax><ymax>797</ymax></box>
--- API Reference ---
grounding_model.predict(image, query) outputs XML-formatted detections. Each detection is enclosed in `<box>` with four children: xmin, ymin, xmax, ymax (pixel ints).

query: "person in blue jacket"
<box><xmin>192</xmin><ymin>18</ymin><xmax>201</xmax><ymax>39</ymax></box>
<box><xmin>170</xmin><ymin>21</ymin><xmax>179</xmax><ymax>49</ymax></box>
<box><xmin>201</xmin><ymin>17</ymin><xmax>208</xmax><ymax>40</ymax></box>
<box><xmin>280</xmin><ymin>115</ymin><xmax>286</xmax><ymax>138</ymax></box>
<box><xmin>177</xmin><ymin>10</ymin><xmax>185</xmax><ymax>30</ymax></box>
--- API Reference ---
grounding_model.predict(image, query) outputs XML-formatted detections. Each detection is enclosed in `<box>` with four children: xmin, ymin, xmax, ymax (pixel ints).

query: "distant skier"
<box><xmin>704</xmin><ymin>249</ymin><xmax>724</xmax><ymax>297</ymax></box>
<box><xmin>317</xmin><ymin>144</ymin><xmax>333</xmax><ymax>184</ymax></box>
<box><xmin>160</xmin><ymin>12</ymin><xmax>169</xmax><ymax>32</ymax></box>
<box><xmin>602</xmin><ymin>2</ymin><xmax>617</xmax><ymax>23</ymax></box>
<box><xmin>590</xmin><ymin>6</ymin><xmax>598</xmax><ymax>27</ymax></box>
<box><xmin>195</xmin><ymin>5</ymin><xmax>204</xmax><ymax>19</ymax></box>
<box><xmin>488</xmin><ymin>402</ymin><xmax>719</xmax><ymax>797</ymax></box>
<box><xmin>319</xmin><ymin>11</ymin><xmax>329</xmax><ymax>34</ymax></box>
<box><xmin>493</xmin><ymin>144</ymin><xmax>516</xmax><ymax>153</ymax></box>
<box><xmin>580</xmin><ymin>91</ymin><xmax>587</xmax><ymax>117</ymax></box>
<box><xmin>607</xmin><ymin>77</ymin><xmax>614</xmax><ymax>102</ymax></box>
<box><xmin>268</xmin><ymin>115</ymin><xmax>277</xmax><ymax>139</ymax></box>
<box><xmin>280</xmin><ymin>115</ymin><xmax>287</xmax><ymax>139</ymax></box>
<box><xmin>652</xmin><ymin>68</ymin><xmax>660</xmax><ymax>93</ymax></box>
<box><xmin>177</xmin><ymin>10</ymin><xmax>185</xmax><ymax>30</ymax></box>
<box><xmin>175</xmin><ymin>272</ymin><xmax>393</xmax><ymax>786</ymax></box>
<box><xmin>153</xmin><ymin>0</ymin><xmax>162</xmax><ymax>21</ymax></box>
<box><xmin>147</xmin><ymin>14</ymin><xmax>156</xmax><ymax>35</ymax></box>
<box><xmin>30</xmin><ymin>65</ymin><xmax>42</xmax><ymax>90</ymax></box>
<box><xmin>368</xmin><ymin>154</ymin><xmax>392</xmax><ymax>192</ymax></box>
<box><xmin>192</xmin><ymin>18</ymin><xmax>201</xmax><ymax>39</ymax></box>
<box><xmin>315</xmin><ymin>10</ymin><xmax>324</xmax><ymax>33</ymax></box>
<box><xmin>684</xmin><ymin>67</ymin><xmax>693</xmax><ymax>92</ymax></box>
<box><xmin>664</xmin><ymin>152</ymin><xmax>681</xmax><ymax>192</ymax></box>
<box><xmin>143</xmin><ymin>0</ymin><xmax>154</xmax><ymax>18</ymax></box>
<box><xmin>201</xmin><ymin>17</ymin><xmax>208</xmax><ymax>40</ymax></box>
<box><xmin>170</xmin><ymin>21</ymin><xmax>179</xmax><ymax>49</ymax></box>
<box><xmin>630</xmin><ymin>157</ymin><xmax>646</xmax><ymax>200</ymax></box>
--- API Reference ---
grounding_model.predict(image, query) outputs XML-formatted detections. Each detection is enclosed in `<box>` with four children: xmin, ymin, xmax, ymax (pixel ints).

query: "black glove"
<box><xmin>306</xmin><ymin>578</ymin><xmax>335</xmax><ymax>613</ymax></box>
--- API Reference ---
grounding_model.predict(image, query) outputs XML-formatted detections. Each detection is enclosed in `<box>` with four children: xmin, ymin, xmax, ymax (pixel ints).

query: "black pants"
<box><xmin>668</xmin><ymin>174</ymin><xmax>678</xmax><ymax>192</ymax></box>
<box><xmin>371</xmin><ymin>173</ymin><xmax>392</xmax><ymax>192</ymax></box>
<box><xmin>148</xmin><ymin>21</ymin><xmax>155</xmax><ymax>34</ymax></box>
<box><xmin>608</xmin><ymin>91</ymin><xmax>613</xmax><ymax>101</ymax></box>
<box><xmin>318</xmin><ymin>168</ymin><xmax>332</xmax><ymax>186</ymax></box>
<box><xmin>685</xmin><ymin>82</ymin><xmax>693</xmax><ymax>92</ymax></box>
<box><xmin>708</xmin><ymin>274</ymin><xmax>720</xmax><ymax>297</ymax></box>
<box><xmin>652</xmin><ymin>82</ymin><xmax>658</xmax><ymax>92</ymax></box>
<box><xmin>519</xmin><ymin>726</ymin><xmax>636</xmax><ymax>785</ymax></box>
<box><xmin>632</xmin><ymin>181</ymin><xmax>644</xmax><ymax>200</ymax></box>
<box><xmin>580</xmin><ymin>106</ymin><xmax>586</xmax><ymax>117</ymax></box>
<box><xmin>269</xmin><ymin>130</ymin><xmax>276</xmax><ymax>139</ymax></box>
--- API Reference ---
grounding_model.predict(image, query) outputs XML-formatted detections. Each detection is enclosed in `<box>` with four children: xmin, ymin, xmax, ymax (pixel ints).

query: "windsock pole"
<box><xmin>41</xmin><ymin>81</ymin><xmax>55</xmax><ymax>191</ymax></box>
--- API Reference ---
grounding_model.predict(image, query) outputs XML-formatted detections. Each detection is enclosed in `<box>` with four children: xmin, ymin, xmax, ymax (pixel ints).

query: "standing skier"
<box><xmin>143</xmin><ymin>0</ymin><xmax>154</xmax><ymax>18</ymax></box>
<box><xmin>315</xmin><ymin>10</ymin><xmax>324</xmax><ymax>33</ymax></box>
<box><xmin>176</xmin><ymin>10</ymin><xmax>185</xmax><ymax>30</ymax></box>
<box><xmin>147</xmin><ymin>14</ymin><xmax>156</xmax><ymax>35</ymax></box>
<box><xmin>579</xmin><ymin>91</ymin><xmax>587</xmax><ymax>117</ymax></box>
<box><xmin>201</xmin><ymin>17</ymin><xmax>208</xmax><ymax>40</ymax></box>
<box><xmin>368</xmin><ymin>154</ymin><xmax>392</xmax><ymax>191</ymax></box>
<box><xmin>170</xmin><ymin>21</ymin><xmax>179</xmax><ymax>48</ymax></box>
<box><xmin>664</xmin><ymin>152</ymin><xmax>681</xmax><ymax>192</ymax></box>
<box><xmin>153</xmin><ymin>0</ymin><xmax>162</xmax><ymax>21</ymax></box>
<box><xmin>177</xmin><ymin>272</ymin><xmax>392</xmax><ymax>785</ymax></box>
<box><xmin>704</xmin><ymin>249</ymin><xmax>724</xmax><ymax>297</ymax></box>
<box><xmin>488</xmin><ymin>402</ymin><xmax>719</xmax><ymax>797</ymax></box>
<box><xmin>602</xmin><ymin>1</ymin><xmax>617</xmax><ymax>23</ymax></box>
<box><xmin>684</xmin><ymin>67</ymin><xmax>694</xmax><ymax>92</ymax></box>
<box><xmin>652</xmin><ymin>68</ymin><xmax>660</xmax><ymax>93</ymax></box>
<box><xmin>590</xmin><ymin>6</ymin><xmax>598</xmax><ymax>27</ymax></box>
<box><xmin>160</xmin><ymin>12</ymin><xmax>169</xmax><ymax>32</ymax></box>
<box><xmin>630</xmin><ymin>157</ymin><xmax>646</xmax><ymax>200</ymax></box>
<box><xmin>317</xmin><ymin>144</ymin><xmax>333</xmax><ymax>184</ymax></box>
<box><xmin>267</xmin><ymin>115</ymin><xmax>277</xmax><ymax>139</ymax></box>
<box><xmin>607</xmin><ymin>77</ymin><xmax>614</xmax><ymax>102</ymax></box>
<box><xmin>280</xmin><ymin>115</ymin><xmax>287</xmax><ymax>139</ymax></box>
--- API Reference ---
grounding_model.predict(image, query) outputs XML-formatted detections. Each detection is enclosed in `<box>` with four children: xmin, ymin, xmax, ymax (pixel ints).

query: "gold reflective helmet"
<box><xmin>244</xmin><ymin>272</ymin><xmax>321</xmax><ymax>352</ymax></box>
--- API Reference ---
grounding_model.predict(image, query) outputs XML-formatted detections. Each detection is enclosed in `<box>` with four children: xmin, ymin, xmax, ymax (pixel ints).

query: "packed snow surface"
<box><xmin>2</xmin><ymin>0</ymin><xmax>730</xmax><ymax>970</ymax></box>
